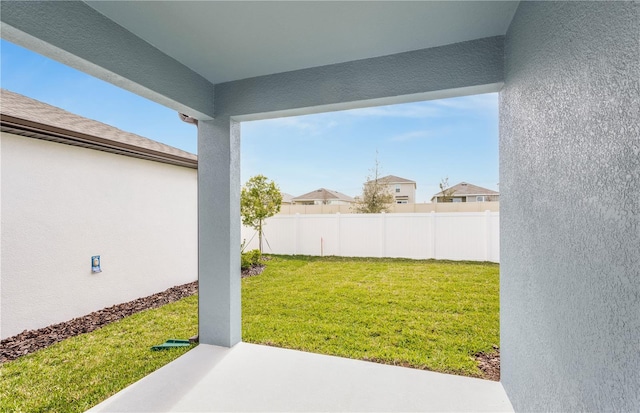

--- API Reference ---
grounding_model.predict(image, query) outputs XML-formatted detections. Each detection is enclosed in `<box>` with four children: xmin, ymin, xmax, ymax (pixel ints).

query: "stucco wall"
<box><xmin>1</xmin><ymin>132</ymin><xmax>198</xmax><ymax>339</ymax></box>
<box><xmin>215</xmin><ymin>36</ymin><xmax>504</xmax><ymax>120</ymax></box>
<box><xmin>500</xmin><ymin>2</ymin><xmax>639</xmax><ymax>411</ymax></box>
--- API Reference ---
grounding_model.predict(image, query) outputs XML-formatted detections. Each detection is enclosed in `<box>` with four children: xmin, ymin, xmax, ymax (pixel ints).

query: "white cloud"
<box><xmin>341</xmin><ymin>93</ymin><xmax>498</xmax><ymax>119</ymax></box>
<box><xmin>254</xmin><ymin>113</ymin><xmax>339</xmax><ymax>135</ymax></box>
<box><xmin>343</xmin><ymin>104</ymin><xmax>444</xmax><ymax>119</ymax></box>
<box><xmin>259</xmin><ymin>116</ymin><xmax>314</xmax><ymax>130</ymax></box>
<box><xmin>390</xmin><ymin>130</ymin><xmax>432</xmax><ymax>142</ymax></box>
<box><xmin>431</xmin><ymin>93</ymin><xmax>498</xmax><ymax>111</ymax></box>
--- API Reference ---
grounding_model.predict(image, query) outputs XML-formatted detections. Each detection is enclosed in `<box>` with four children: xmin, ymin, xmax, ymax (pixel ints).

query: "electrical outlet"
<box><xmin>92</xmin><ymin>255</ymin><xmax>102</xmax><ymax>273</ymax></box>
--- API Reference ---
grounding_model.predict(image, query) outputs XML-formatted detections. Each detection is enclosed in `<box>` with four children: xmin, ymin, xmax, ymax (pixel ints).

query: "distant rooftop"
<box><xmin>0</xmin><ymin>89</ymin><xmax>197</xmax><ymax>168</ymax></box>
<box><xmin>432</xmin><ymin>182</ymin><xmax>499</xmax><ymax>198</ymax></box>
<box><xmin>281</xmin><ymin>193</ymin><xmax>294</xmax><ymax>204</ymax></box>
<box><xmin>293</xmin><ymin>188</ymin><xmax>355</xmax><ymax>203</ymax></box>
<box><xmin>367</xmin><ymin>175</ymin><xmax>416</xmax><ymax>187</ymax></box>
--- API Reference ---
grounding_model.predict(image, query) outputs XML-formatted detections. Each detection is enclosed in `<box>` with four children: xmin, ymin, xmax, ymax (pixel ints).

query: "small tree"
<box><xmin>438</xmin><ymin>177</ymin><xmax>456</xmax><ymax>202</ymax></box>
<box><xmin>353</xmin><ymin>153</ymin><xmax>395</xmax><ymax>213</ymax></box>
<box><xmin>240</xmin><ymin>175</ymin><xmax>282</xmax><ymax>253</ymax></box>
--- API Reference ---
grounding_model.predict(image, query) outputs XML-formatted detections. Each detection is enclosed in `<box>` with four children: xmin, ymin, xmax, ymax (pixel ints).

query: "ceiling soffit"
<box><xmin>86</xmin><ymin>1</ymin><xmax>519</xmax><ymax>84</ymax></box>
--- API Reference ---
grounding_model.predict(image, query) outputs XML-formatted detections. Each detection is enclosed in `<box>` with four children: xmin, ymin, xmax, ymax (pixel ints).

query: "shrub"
<box><xmin>241</xmin><ymin>249</ymin><xmax>262</xmax><ymax>269</ymax></box>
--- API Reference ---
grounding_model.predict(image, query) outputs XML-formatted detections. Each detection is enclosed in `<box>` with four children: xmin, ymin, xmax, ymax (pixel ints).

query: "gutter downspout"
<box><xmin>179</xmin><ymin>113</ymin><xmax>198</xmax><ymax>126</ymax></box>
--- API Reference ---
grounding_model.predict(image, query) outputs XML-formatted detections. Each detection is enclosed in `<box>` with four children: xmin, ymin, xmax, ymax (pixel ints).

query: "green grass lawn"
<box><xmin>0</xmin><ymin>296</ymin><xmax>198</xmax><ymax>413</ymax></box>
<box><xmin>243</xmin><ymin>255</ymin><xmax>499</xmax><ymax>377</ymax></box>
<box><xmin>1</xmin><ymin>255</ymin><xmax>499</xmax><ymax>412</ymax></box>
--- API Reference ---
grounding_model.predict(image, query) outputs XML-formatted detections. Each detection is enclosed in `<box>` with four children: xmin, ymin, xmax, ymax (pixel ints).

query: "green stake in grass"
<box><xmin>151</xmin><ymin>339</ymin><xmax>191</xmax><ymax>351</ymax></box>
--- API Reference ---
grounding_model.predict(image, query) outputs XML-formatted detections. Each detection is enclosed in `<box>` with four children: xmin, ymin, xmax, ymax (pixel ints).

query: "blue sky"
<box><xmin>1</xmin><ymin>39</ymin><xmax>498</xmax><ymax>202</ymax></box>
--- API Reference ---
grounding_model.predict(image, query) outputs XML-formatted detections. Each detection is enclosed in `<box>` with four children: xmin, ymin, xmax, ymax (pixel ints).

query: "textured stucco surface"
<box><xmin>197</xmin><ymin>118</ymin><xmax>241</xmax><ymax>347</ymax></box>
<box><xmin>215</xmin><ymin>36</ymin><xmax>504</xmax><ymax>119</ymax></box>
<box><xmin>0</xmin><ymin>1</ymin><xmax>214</xmax><ymax>119</ymax></box>
<box><xmin>500</xmin><ymin>2</ymin><xmax>639</xmax><ymax>411</ymax></box>
<box><xmin>1</xmin><ymin>133</ymin><xmax>198</xmax><ymax>339</ymax></box>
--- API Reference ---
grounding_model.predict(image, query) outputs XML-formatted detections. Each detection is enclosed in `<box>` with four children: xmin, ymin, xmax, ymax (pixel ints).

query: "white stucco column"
<box><xmin>197</xmin><ymin>117</ymin><xmax>241</xmax><ymax>347</ymax></box>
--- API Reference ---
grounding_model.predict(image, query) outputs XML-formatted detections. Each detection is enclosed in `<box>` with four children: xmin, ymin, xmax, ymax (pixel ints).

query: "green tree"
<box><xmin>353</xmin><ymin>154</ymin><xmax>395</xmax><ymax>213</ymax></box>
<box><xmin>240</xmin><ymin>175</ymin><xmax>282</xmax><ymax>253</ymax></box>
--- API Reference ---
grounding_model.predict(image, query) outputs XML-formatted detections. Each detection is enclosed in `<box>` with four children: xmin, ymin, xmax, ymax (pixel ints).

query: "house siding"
<box><xmin>1</xmin><ymin>132</ymin><xmax>198</xmax><ymax>339</ymax></box>
<box><xmin>466</xmin><ymin>195</ymin><xmax>499</xmax><ymax>203</ymax></box>
<box><xmin>391</xmin><ymin>182</ymin><xmax>416</xmax><ymax>203</ymax></box>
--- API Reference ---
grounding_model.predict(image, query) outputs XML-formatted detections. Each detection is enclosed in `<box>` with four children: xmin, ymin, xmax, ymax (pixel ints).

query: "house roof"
<box><xmin>0</xmin><ymin>89</ymin><xmax>198</xmax><ymax>169</ymax></box>
<box><xmin>431</xmin><ymin>182</ymin><xmax>499</xmax><ymax>198</ymax></box>
<box><xmin>367</xmin><ymin>175</ymin><xmax>417</xmax><ymax>187</ymax></box>
<box><xmin>293</xmin><ymin>188</ymin><xmax>355</xmax><ymax>203</ymax></box>
<box><xmin>281</xmin><ymin>193</ymin><xmax>294</xmax><ymax>204</ymax></box>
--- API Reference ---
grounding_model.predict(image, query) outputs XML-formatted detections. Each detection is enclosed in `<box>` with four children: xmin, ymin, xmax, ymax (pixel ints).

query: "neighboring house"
<box><xmin>292</xmin><ymin>188</ymin><xmax>355</xmax><ymax>205</ymax></box>
<box><xmin>365</xmin><ymin>175</ymin><xmax>416</xmax><ymax>204</ymax></box>
<box><xmin>280</xmin><ymin>193</ymin><xmax>294</xmax><ymax>205</ymax></box>
<box><xmin>431</xmin><ymin>182</ymin><xmax>499</xmax><ymax>203</ymax></box>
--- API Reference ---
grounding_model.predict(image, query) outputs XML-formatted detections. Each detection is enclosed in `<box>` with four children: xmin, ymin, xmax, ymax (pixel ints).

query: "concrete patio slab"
<box><xmin>89</xmin><ymin>342</ymin><xmax>513</xmax><ymax>412</ymax></box>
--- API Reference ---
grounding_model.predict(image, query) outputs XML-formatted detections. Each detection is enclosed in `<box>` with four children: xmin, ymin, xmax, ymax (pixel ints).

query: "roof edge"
<box><xmin>1</xmin><ymin>114</ymin><xmax>198</xmax><ymax>169</ymax></box>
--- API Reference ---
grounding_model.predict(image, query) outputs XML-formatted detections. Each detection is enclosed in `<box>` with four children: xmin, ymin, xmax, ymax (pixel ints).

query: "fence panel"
<box><xmin>490</xmin><ymin>212</ymin><xmax>500</xmax><ymax>262</ymax></box>
<box><xmin>241</xmin><ymin>212</ymin><xmax>499</xmax><ymax>262</ymax></box>
<box><xmin>338</xmin><ymin>214</ymin><xmax>382</xmax><ymax>257</ymax></box>
<box><xmin>383</xmin><ymin>214</ymin><xmax>433</xmax><ymax>259</ymax></box>
<box><xmin>296</xmin><ymin>215</ymin><xmax>339</xmax><ymax>256</ymax></box>
<box><xmin>434</xmin><ymin>213</ymin><xmax>487</xmax><ymax>261</ymax></box>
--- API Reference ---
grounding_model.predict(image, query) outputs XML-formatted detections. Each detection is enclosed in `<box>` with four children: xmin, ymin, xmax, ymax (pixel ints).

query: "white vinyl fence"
<box><xmin>242</xmin><ymin>212</ymin><xmax>499</xmax><ymax>263</ymax></box>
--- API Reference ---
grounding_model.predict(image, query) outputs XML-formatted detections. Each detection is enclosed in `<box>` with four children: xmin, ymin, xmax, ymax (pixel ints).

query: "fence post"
<box><xmin>430</xmin><ymin>211</ymin><xmax>437</xmax><ymax>259</ymax></box>
<box><xmin>336</xmin><ymin>212</ymin><xmax>341</xmax><ymax>257</ymax></box>
<box><xmin>485</xmin><ymin>210</ymin><xmax>492</xmax><ymax>261</ymax></box>
<box><xmin>294</xmin><ymin>213</ymin><xmax>299</xmax><ymax>255</ymax></box>
<box><xmin>380</xmin><ymin>212</ymin><xmax>386</xmax><ymax>257</ymax></box>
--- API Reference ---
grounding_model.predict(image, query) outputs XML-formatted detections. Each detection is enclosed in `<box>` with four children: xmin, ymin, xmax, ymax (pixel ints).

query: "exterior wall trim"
<box><xmin>0</xmin><ymin>114</ymin><xmax>197</xmax><ymax>169</ymax></box>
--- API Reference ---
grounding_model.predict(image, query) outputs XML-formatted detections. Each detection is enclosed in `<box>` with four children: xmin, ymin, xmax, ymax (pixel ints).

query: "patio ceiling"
<box><xmin>1</xmin><ymin>1</ymin><xmax>516</xmax><ymax>119</ymax></box>
<box><xmin>86</xmin><ymin>1</ymin><xmax>519</xmax><ymax>85</ymax></box>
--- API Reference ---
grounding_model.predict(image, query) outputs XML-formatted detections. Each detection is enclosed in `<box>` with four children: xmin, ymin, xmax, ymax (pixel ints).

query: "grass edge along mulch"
<box><xmin>1</xmin><ymin>259</ymin><xmax>264</xmax><ymax>364</ymax></box>
<box><xmin>0</xmin><ymin>281</ymin><xmax>198</xmax><ymax>363</ymax></box>
<box><xmin>0</xmin><ymin>294</ymin><xmax>199</xmax><ymax>413</ymax></box>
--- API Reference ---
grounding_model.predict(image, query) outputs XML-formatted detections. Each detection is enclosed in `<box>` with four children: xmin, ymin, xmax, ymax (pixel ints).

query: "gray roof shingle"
<box><xmin>367</xmin><ymin>175</ymin><xmax>416</xmax><ymax>185</ymax></box>
<box><xmin>0</xmin><ymin>89</ymin><xmax>197</xmax><ymax>168</ymax></box>
<box><xmin>293</xmin><ymin>188</ymin><xmax>355</xmax><ymax>202</ymax></box>
<box><xmin>432</xmin><ymin>182</ymin><xmax>498</xmax><ymax>197</ymax></box>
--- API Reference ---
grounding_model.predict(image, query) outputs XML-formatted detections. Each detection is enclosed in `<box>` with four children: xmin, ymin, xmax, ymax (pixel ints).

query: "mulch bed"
<box><xmin>241</xmin><ymin>264</ymin><xmax>265</xmax><ymax>278</ymax></box>
<box><xmin>0</xmin><ymin>281</ymin><xmax>199</xmax><ymax>363</ymax></box>
<box><xmin>1</xmin><ymin>264</ymin><xmax>266</xmax><ymax>364</ymax></box>
<box><xmin>474</xmin><ymin>345</ymin><xmax>500</xmax><ymax>381</ymax></box>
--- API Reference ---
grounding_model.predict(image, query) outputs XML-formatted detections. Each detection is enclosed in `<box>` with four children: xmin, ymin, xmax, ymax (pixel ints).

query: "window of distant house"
<box><xmin>452</xmin><ymin>198</ymin><xmax>462</xmax><ymax>203</ymax></box>
<box><xmin>476</xmin><ymin>196</ymin><xmax>485</xmax><ymax>202</ymax></box>
<box><xmin>397</xmin><ymin>200</ymin><xmax>408</xmax><ymax>204</ymax></box>
<box><xmin>395</xmin><ymin>184</ymin><xmax>401</xmax><ymax>193</ymax></box>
